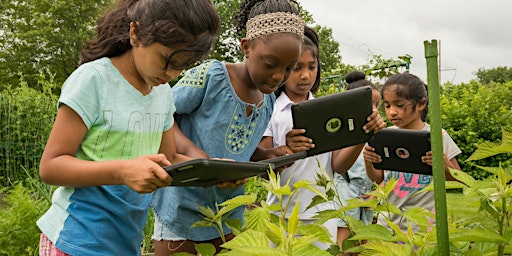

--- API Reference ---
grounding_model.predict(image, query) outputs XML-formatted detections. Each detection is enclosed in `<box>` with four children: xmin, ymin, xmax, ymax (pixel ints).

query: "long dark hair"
<box><xmin>382</xmin><ymin>73</ymin><xmax>428</xmax><ymax>121</ymax></box>
<box><xmin>79</xmin><ymin>0</ymin><xmax>220</xmax><ymax>66</ymax></box>
<box><xmin>235</xmin><ymin>0</ymin><xmax>300</xmax><ymax>36</ymax></box>
<box><xmin>274</xmin><ymin>25</ymin><xmax>321</xmax><ymax>97</ymax></box>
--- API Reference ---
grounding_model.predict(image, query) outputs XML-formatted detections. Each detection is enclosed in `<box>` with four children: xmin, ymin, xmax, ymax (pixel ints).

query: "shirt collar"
<box><xmin>275</xmin><ymin>91</ymin><xmax>315</xmax><ymax>111</ymax></box>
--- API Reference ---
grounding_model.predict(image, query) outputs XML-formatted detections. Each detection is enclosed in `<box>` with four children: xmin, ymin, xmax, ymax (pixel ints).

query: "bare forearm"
<box><xmin>365</xmin><ymin>162</ymin><xmax>384</xmax><ymax>184</ymax></box>
<box><xmin>331</xmin><ymin>144</ymin><xmax>364</xmax><ymax>174</ymax></box>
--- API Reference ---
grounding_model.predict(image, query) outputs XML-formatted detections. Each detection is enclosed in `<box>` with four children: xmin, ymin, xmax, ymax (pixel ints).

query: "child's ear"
<box><xmin>129</xmin><ymin>22</ymin><xmax>140</xmax><ymax>47</ymax></box>
<box><xmin>417</xmin><ymin>97</ymin><xmax>427</xmax><ymax>110</ymax></box>
<box><xmin>240</xmin><ymin>38</ymin><xmax>251</xmax><ymax>58</ymax></box>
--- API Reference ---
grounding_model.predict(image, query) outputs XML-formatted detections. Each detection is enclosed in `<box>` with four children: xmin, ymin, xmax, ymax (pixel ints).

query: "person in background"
<box><xmin>258</xmin><ymin>27</ymin><xmax>386</xmax><ymax>250</ymax></box>
<box><xmin>36</xmin><ymin>0</ymin><xmax>220</xmax><ymax>255</ymax></box>
<box><xmin>151</xmin><ymin>0</ymin><xmax>306</xmax><ymax>254</ymax></box>
<box><xmin>364</xmin><ymin>73</ymin><xmax>462</xmax><ymax>233</ymax></box>
<box><xmin>334</xmin><ymin>70</ymin><xmax>381</xmax><ymax>251</ymax></box>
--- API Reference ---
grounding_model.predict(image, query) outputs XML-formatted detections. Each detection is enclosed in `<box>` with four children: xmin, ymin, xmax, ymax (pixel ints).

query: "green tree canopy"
<box><xmin>209</xmin><ymin>0</ymin><xmax>342</xmax><ymax>73</ymax></box>
<box><xmin>0</xmin><ymin>0</ymin><xmax>114</xmax><ymax>90</ymax></box>
<box><xmin>474</xmin><ymin>66</ymin><xmax>512</xmax><ymax>84</ymax></box>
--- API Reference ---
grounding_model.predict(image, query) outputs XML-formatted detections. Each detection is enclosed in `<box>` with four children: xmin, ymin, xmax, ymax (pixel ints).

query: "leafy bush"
<box><xmin>0</xmin><ymin>181</ymin><xmax>51</xmax><ymax>256</ymax></box>
<box><xmin>440</xmin><ymin>80</ymin><xmax>512</xmax><ymax>179</ymax></box>
<box><xmin>0</xmin><ymin>77</ymin><xmax>58</xmax><ymax>185</ymax></box>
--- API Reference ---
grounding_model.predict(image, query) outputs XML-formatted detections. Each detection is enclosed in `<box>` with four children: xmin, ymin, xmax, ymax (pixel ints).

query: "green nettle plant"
<box><xmin>180</xmin><ymin>164</ymin><xmax>340</xmax><ymax>256</ymax></box>
<box><xmin>344</xmin><ymin>129</ymin><xmax>512</xmax><ymax>255</ymax></box>
<box><xmin>175</xmin><ymin>129</ymin><xmax>512</xmax><ymax>255</ymax></box>
<box><xmin>444</xmin><ymin>128</ymin><xmax>512</xmax><ymax>256</ymax></box>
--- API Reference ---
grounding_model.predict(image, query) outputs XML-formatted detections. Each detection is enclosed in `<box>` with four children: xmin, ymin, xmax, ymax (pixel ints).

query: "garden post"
<box><xmin>424</xmin><ymin>39</ymin><xmax>450</xmax><ymax>255</ymax></box>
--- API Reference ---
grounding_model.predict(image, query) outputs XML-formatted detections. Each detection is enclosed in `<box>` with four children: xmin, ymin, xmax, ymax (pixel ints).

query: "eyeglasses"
<box><xmin>163</xmin><ymin>48</ymin><xmax>203</xmax><ymax>71</ymax></box>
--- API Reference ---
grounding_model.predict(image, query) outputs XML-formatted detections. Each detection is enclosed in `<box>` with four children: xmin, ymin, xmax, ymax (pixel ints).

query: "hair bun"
<box><xmin>345</xmin><ymin>70</ymin><xmax>366</xmax><ymax>84</ymax></box>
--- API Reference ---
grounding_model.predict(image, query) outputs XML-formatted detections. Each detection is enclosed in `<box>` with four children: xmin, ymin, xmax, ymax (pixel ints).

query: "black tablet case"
<box><xmin>257</xmin><ymin>151</ymin><xmax>307</xmax><ymax>168</ymax></box>
<box><xmin>164</xmin><ymin>159</ymin><xmax>274</xmax><ymax>187</ymax></box>
<box><xmin>368</xmin><ymin>128</ymin><xmax>432</xmax><ymax>175</ymax></box>
<box><xmin>291</xmin><ymin>86</ymin><xmax>373</xmax><ymax>157</ymax></box>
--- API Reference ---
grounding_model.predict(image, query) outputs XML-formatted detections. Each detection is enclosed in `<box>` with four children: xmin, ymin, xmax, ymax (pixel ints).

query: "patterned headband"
<box><xmin>246</xmin><ymin>12</ymin><xmax>304</xmax><ymax>40</ymax></box>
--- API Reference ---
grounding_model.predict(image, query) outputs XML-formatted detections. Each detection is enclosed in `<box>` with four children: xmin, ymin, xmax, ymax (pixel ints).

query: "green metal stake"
<box><xmin>424</xmin><ymin>39</ymin><xmax>449</xmax><ymax>255</ymax></box>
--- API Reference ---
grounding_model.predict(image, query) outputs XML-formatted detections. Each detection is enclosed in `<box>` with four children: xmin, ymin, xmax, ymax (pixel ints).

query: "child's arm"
<box><xmin>332</xmin><ymin>109</ymin><xmax>385</xmax><ymax>174</ymax></box>
<box><xmin>39</xmin><ymin>105</ymin><xmax>172</xmax><ymax>193</ymax></box>
<box><xmin>363</xmin><ymin>144</ymin><xmax>384</xmax><ymax>183</ymax></box>
<box><xmin>159</xmin><ymin>125</ymin><xmax>193</xmax><ymax>164</ymax></box>
<box><xmin>363</xmin><ymin>109</ymin><xmax>386</xmax><ymax>134</ymax></box>
<box><xmin>251</xmin><ymin>136</ymin><xmax>294</xmax><ymax>162</ymax></box>
<box><xmin>331</xmin><ymin>144</ymin><xmax>364</xmax><ymax>174</ymax></box>
<box><xmin>421</xmin><ymin>152</ymin><xmax>461</xmax><ymax>181</ymax></box>
<box><xmin>172</xmin><ymin>122</ymin><xmax>209</xmax><ymax>158</ymax></box>
<box><xmin>285</xmin><ymin>128</ymin><xmax>314</xmax><ymax>153</ymax></box>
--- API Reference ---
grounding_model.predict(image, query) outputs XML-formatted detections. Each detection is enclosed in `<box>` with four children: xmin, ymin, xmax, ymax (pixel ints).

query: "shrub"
<box><xmin>0</xmin><ymin>76</ymin><xmax>58</xmax><ymax>185</ymax></box>
<box><xmin>440</xmin><ymin>80</ymin><xmax>512</xmax><ymax>179</ymax></box>
<box><xmin>0</xmin><ymin>181</ymin><xmax>51</xmax><ymax>256</ymax></box>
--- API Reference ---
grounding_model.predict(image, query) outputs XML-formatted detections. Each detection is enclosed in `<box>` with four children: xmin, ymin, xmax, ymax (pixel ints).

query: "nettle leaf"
<box><xmin>195</xmin><ymin>243</ymin><xmax>216</xmax><ymax>256</ymax></box>
<box><xmin>383</xmin><ymin>178</ymin><xmax>399</xmax><ymax>197</ymax></box>
<box><xmin>350</xmin><ymin>223</ymin><xmax>394</xmax><ymax>241</ymax></box>
<box><xmin>404</xmin><ymin>207</ymin><xmax>435</xmax><ymax>228</ymax></box>
<box><xmin>450</xmin><ymin>228</ymin><xmax>507</xmax><ymax>243</ymax></box>
<box><xmin>306</xmin><ymin>194</ymin><xmax>328</xmax><ymax>211</ymax></box>
<box><xmin>451</xmin><ymin>169</ymin><xmax>478</xmax><ymax>187</ymax></box>
<box><xmin>312</xmin><ymin>209</ymin><xmax>340</xmax><ymax>224</ymax></box>
<box><xmin>297</xmin><ymin>223</ymin><xmax>332</xmax><ymax>244</ymax></box>
<box><xmin>245</xmin><ymin>207</ymin><xmax>270</xmax><ymax>233</ymax></box>
<box><xmin>466</xmin><ymin>128</ymin><xmax>512</xmax><ymax>161</ymax></box>
<box><xmin>376</xmin><ymin>202</ymin><xmax>402</xmax><ymax>216</ymax></box>
<box><xmin>359</xmin><ymin>240</ymin><xmax>411</xmax><ymax>255</ymax></box>
<box><xmin>225</xmin><ymin>218</ymin><xmax>243</xmax><ymax>235</ymax></box>
<box><xmin>196</xmin><ymin>205</ymin><xmax>216</xmax><ymax>219</ymax></box>
<box><xmin>265</xmin><ymin>221</ymin><xmax>284</xmax><ymax>246</ymax></box>
<box><xmin>272</xmin><ymin>186</ymin><xmax>292</xmax><ymax>196</ymax></box>
<box><xmin>291</xmin><ymin>238</ymin><xmax>332</xmax><ymax>256</ymax></box>
<box><xmin>191</xmin><ymin>219</ymin><xmax>214</xmax><ymax>228</ymax></box>
<box><xmin>287</xmin><ymin>195</ymin><xmax>301</xmax><ymax>235</ymax></box>
<box><xmin>479</xmin><ymin>198</ymin><xmax>500</xmax><ymax>219</ymax></box>
<box><xmin>221</xmin><ymin>229</ymin><xmax>270</xmax><ymax>250</ymax></box>
<box><xmin>345</xmin><ymin>215</ymin><xmax>366</xmax><ymax>232</ymax></box>
<box><xmin>266</xmin><ymin>203</ymin><xmax>282</xmax><ymax>212</ymax></box>
<box><xmin>217</xmin><ymin>194</ymin><xmax>256</xmax><ymax>216</ymax></box>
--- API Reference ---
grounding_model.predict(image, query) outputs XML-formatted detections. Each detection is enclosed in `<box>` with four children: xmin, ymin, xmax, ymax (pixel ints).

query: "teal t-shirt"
<box><xmin>37</xmin><ymin>57</ymin><xmax>175</xmax><ymax>255</ymax></box>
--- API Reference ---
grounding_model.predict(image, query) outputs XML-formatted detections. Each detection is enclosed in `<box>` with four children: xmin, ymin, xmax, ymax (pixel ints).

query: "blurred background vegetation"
<box><xmin>1</xmin><ymin>0</ymin><xmax>512</xmax><ymax>254</ymax></box>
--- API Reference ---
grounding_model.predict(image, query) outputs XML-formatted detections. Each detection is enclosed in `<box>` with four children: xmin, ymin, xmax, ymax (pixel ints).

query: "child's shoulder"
<box><xmin>184</xmin><ymin>59</ymin><xmax>226</xmax><ymax>77</ymax></box>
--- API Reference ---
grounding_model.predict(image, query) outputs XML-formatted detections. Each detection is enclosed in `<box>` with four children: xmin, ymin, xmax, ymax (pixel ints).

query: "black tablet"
<box><xmin>368</xmin><ymin>128</ymin><xmax>432</xmax><ymax>175</ymax></box>
<box><xmin>164</xmin><ymin>159</ymin><xmax>274</xmax><ymax>187</ymax></box>
<box><xmin>292</xmin><ymin>86</ymin><xmax>373</xmax><ymax>157</ymax></box>
<box><xmin>257</xmin><ymin>151</ymin><xmax>307</xmax><ymax>168</ymax></box>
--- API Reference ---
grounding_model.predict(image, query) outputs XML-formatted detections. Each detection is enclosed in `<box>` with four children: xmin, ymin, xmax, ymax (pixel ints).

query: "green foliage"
<box><xmin>0</xmin><ymin>0</ymin><xmax>115</xmax><ymax>89</ymax></box>
<box><xmin>244</xmin><ymin>177</ymin><xmax>268</xmax><ymax>203</ymax></box>
<box><xmin>209</xmin><ymin>0</ymin><xmax>243</xmax><ymax>63</ymax></box>
<box><xmin>474</xmin><ymin>66</ymin><xmax>512</xmax><ymax>84</ymax></box>
<box><xmin>209</xmin><ymin>0</ymin><xmax>342</xmax><ymax>75</ymax></box>
<box><xmin>0</xmin><ymin>182</ymin><xmax>51</xmax><ymax>256</ymax></box>
<box><xmin>440</xmin><ymin>80</ymin><xmax>512</xmax><ymax>179</ymax></box>
<box><xmin>348</xmin><ymin>130</ymin><xmax>512</xmax><ymax>255</ymax></box>
<box><xmin>0</xmin><ymin>77</ymin><xmax>59</xmax><ymax>185</ymax></box>
<box><xmin>191</xmin><ymin>167</ymin><xmax>337</xmax><ymax>255</ymax></box>
<box><xmin>360</xmin><ymin>54</ymin><xmax>412</xmax><ymax>80</ymax></box>
<box><xmin>141</xmin><ymin>209</ymin><xmax>155</xmax><ymax>254</ymax></box>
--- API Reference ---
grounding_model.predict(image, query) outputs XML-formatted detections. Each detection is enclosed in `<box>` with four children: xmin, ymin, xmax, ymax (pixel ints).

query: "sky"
<box><xmin>299</xmin><ymin>0</ymin><xmax>512</xmax><ymax>84</ymax></box>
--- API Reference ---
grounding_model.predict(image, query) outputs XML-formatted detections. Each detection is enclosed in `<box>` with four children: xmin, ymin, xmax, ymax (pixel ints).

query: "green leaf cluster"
<box><xmin>0</xmin><ymin>181</ymin><xmax>52</xmax><ymax>256</ymax></box>
<box><xmin>440</xmin><ymin>80</ymin><xmax>512</xmax><ymax>179</ymax></box>
<box><xmin>0</xmin><ymin>0</ymin><xmax>115</xmax><ymax>89</ymax></box>
<box><xmin>0</xmin><ymin>77</ymin><xmax>58</xmax><ymax>184</ymax></box>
